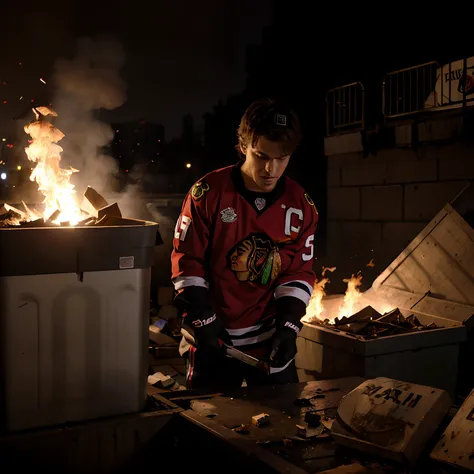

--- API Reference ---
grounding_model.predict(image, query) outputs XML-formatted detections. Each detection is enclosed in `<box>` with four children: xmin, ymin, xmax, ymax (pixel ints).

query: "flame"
<box><xmin>302</xmin><ymin>269</ymin><xmax>365</xmax><ymax>325</ymax></box>
<box><xmin>338</xmin><ymin>273</ymin><xmax>363</xmax><ymax>318</ymax></box>
<box><xmin>302</xmin><ymin>266</ymin><xmax>336</xmax><ymax>323</ymax></box>
<box><xmin>24</xmin><ymin>107</ymin><xmax>82</xmax><ymax>225</ymax></box>
<box><xmin>302</xmin><ymin>276</ymin><xmax>329</xmax><ymax>323</ymax></box>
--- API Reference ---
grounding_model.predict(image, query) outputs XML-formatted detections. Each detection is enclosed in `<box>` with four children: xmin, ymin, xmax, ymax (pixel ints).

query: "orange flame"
<box><xmin>338</xmin><ymin>272</ymin><xmax>363</xmax><ymax>318</ymax></box>
<box><xmin>24</xmin><ymin>107</ymin><xmax>82</xmax><ymax>225</ymax></box>
<box><xmin>302</xmin><ymin>276</ymin><xmax>329</xmax><ymax>323</ymax></box>
<box><xmin>302</xmin><ymin>269</ymin><xmax>365</xmax><ymax>324</ymax></box>
<box><xmin>302</xmin><ymin>266</ymin><xmax>336</xmax><ymax>323</ymax></box>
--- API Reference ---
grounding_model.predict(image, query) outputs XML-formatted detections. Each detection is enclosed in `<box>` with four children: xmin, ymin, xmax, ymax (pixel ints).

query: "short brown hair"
<box><xmin>237</xmin><ymin>98</ymin><xmax>302</xmax><ymax>156</ymax></box>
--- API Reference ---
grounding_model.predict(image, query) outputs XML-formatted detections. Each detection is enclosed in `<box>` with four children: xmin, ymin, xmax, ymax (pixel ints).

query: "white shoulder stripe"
<box><xmin>173</xmin><ymin>276</ymin><xmax>209</xmax><ymax>290</ymax></box>
<box><xmin>274</xmin><ymin>286</ymin><xmax>311</xmax><ymax>306</ymax></box>
<box><xmin>281</xmin><ymin>280</ymin><xmax>313</xmax><ymax>294</ymax></box>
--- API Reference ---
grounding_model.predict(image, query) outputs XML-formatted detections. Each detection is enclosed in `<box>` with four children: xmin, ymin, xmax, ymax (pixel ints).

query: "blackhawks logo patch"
<box><xmin>227</xmin><ymin>233</ymin><xmax>282</xmax><ymax>285</ymax></box>
<box><xmin>191</xmin><ymin>181</ymin><xmax>210</xmax><ymax>201</ymax></box>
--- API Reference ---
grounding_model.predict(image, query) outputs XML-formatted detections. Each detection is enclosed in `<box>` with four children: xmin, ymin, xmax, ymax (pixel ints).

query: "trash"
<box><xmin>321</xmin><ymin>416</ymin><xmax>335</xmax><ymax>430</ymax></box>
<box><xmin>190</xmin><ymin>400</ymin><xmax>218</xmax><ymax>418</ymax></box>
<box><xmin>252</xmin><ymin>413</ymin><xmax>270</xmax><ymax>427</ymax></box>
<box><xmin>304</xmin><ymin>411</ymin><xmax>321</xmax><ymax>425</ymax></box>
<box><xmin>296</xmin><ymin>423</ymin><xmax>330</xmax><ymax>439</ymax></box>
<box><xmin>147</xmin><ymin>372</ymin><xmax>175</xmax><ymax>389</ymax></box>
<box><xmin>232</xmin><ymin>424</ymin><xmax>250</xmax><ymax>434</ymax></box>
<box><xmin>313</xmin><ymin>305</ymin><xmax>442</xmax><ymax>338</ymax></box>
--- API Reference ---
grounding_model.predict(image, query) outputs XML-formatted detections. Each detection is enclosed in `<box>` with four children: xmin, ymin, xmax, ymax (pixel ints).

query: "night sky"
<box><xmin>0</xmin><ymin>0</ymin><xmax>471</xmax><ymax>144</ymax></box>
<box><xmin>0</xmin><ymin>0</ymin><xmax>272</xmax><ymax>140</ymax></box>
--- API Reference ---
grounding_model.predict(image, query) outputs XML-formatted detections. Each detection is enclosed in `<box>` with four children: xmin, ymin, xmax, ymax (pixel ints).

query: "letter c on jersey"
<box><xmin>174</xmin><ymin>215</ymin><xmax>192</xmax><ymax>241</ymax></box>
<box><xmin>284</xmin><ymin>207</ymin><xmax>303</xmax><ymax>236</ymax></box>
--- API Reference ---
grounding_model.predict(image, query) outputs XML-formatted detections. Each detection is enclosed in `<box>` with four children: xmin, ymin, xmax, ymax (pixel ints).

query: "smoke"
<box><xmin>52</xmin><ymin>36</ymin><xmax>127</xmax><ymax>195</ymax></box>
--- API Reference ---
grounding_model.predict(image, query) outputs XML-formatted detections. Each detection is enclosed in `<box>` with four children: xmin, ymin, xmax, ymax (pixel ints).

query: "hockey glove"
<box><xmin>270</xmin><ymin>322</ymin><xmax>301</xmax><ymax>367</ymax></box>
<box><xmin>174</xmin><ymin>286</ymin><xmax>232</xmax><ymax>352</ymax></box>
<box><xmin>270</xmin><ymin>295</ymin><xmax>305</xmax><ymax>368</ymax></box>
<box><xmin>185</xmin><ymin>309</ymin><xmax>233</xmax><ymax>353</ymax></box>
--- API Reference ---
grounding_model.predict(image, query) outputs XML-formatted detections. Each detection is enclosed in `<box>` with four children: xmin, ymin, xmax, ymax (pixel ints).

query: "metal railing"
<box><xmin>383</xmin><ymin>58</ymin><xmax>474</xmax><ymax>118</ymax></box>
<box><xmin>326</xmin><ymin>82</ymin><xmax>365</xmax><ymax>135</ymax></box>
<box><xmin>382</xmin><ymin>61</ymin><xmax>439</xmax><ymax>118</ymax></box>
<box><xmin>324</xmin><ymin>57</ymin><xmax>474</xmax><ymax>135</ymax></box>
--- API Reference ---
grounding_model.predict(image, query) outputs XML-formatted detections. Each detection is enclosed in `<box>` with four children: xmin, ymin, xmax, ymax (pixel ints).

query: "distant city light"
<box><xmin>0</xmin><ymin>172</ymin><xmax>6</xmax><ymax>180</ymax></box>
<box><xmin>185</xmin><ymin>163</ymin><xmax>191</xmax><ymax>168</ymax></box>
<box><xmin>17</xmin><ymin>165</ymin><xmax>22</xmax><ymax>170</ymax></box>
<box><xmin>1</xmin><ymin>138</ymin><xmax>5</xmax><ymax>142</ymax></box>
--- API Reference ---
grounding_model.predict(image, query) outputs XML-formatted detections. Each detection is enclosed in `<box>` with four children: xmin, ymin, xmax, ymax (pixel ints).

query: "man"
<box><xmin>171</xmin><ymin>98</ymin><xmax>318</xmax><ymax>391</ymax></box>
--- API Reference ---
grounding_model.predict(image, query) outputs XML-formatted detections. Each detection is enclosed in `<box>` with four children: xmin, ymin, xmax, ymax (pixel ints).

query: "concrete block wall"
<box><xmin>321</xmin><ymin>112</ymin><xmax>473</xmax><ymax>293</ymax></box>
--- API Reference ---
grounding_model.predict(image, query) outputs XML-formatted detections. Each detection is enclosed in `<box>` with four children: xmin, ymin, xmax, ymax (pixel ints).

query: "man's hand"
<box><xmin>270</xmin><ymin>322</ymin><xmax>300</xmax><ymax>367</ymax></box>
<box><xmin>185</xmin><ymin>310</ymin><xmax>232</xmax><ymax>353</ymax></box>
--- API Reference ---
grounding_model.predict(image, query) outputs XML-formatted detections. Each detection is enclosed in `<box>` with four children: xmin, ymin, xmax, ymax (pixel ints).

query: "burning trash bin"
<box><xmin>297</xmin><ymin>184</ymin><xmax>474</xmax><ymax>398</ymax></box>
<box><xmin>0</xmin><ymin>107</ymin><xmax>162</xmax><ymax>432</ymax></box>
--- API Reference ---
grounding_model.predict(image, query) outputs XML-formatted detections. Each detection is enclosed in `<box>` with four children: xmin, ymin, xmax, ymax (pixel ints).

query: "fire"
<box><xmin>24</xmin><ymin>107</ymin><xmax>82</xmax><ymax>225</ymax></box>
<box><xmin>302</xmin><ymin>277</ymin><xmax>329</xmax><ymax>323</ymax></box>
<box><xmin>302</xmin><ymin>266</ymin><xmax>336</xmax><ymax>323</ymax></box>
<box><xmin>338</xmin><ymin>272</ymin><xmax>363</xmax><ymax>318</ymax></box>
<box><xmin>302</xmin><ymin>269</ymin><xmax>364</xmax><ymax>324</ymax></box>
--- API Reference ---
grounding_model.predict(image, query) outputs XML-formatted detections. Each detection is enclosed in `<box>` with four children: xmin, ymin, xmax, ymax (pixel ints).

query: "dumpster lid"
<box><xmin>372</xmin><ymin>184</ymin><xmax>474</xmax><ymax>326</ymax></box>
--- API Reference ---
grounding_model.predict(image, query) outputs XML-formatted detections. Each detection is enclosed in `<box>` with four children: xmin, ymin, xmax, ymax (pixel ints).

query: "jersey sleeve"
<box><xmin>171</xmin><ymin>180</ymin><xmax>212</xmax><ymax>295</ymax></box>
<box><xmin>274</xmin><ymin>193</ymin><xmax>318</xmax><ymax>325</ymax></box>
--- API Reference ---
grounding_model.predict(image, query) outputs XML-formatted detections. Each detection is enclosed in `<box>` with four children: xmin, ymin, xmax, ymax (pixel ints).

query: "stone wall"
<box><xmin>321</xmin><ymin>110</ymin><xmax>473</xmax><ymax>293</ymax></box>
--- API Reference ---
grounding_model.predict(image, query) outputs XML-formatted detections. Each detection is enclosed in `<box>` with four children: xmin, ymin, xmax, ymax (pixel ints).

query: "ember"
<box><xmin>0</xmin><ymin>106</ymin><xmax>138</xmax><ymax>228</ymax></box>
<box><xmin>312</xmin><ymin>305</ymin><xmax>442</xmax><ymax>338</ymax></box>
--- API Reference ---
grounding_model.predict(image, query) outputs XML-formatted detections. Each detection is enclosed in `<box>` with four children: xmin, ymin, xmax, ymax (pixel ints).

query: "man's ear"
<box><xmin>239</xmin><ymin>142</ymin><xmax>246</xmax><ymax>156</ymax></box>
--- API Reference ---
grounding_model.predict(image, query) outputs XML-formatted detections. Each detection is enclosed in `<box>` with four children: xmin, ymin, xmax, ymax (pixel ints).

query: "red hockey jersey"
<box><xmin>171</xmin><ymin>163</ymin><xmax>318</xmax><ymax>348</ymax></box>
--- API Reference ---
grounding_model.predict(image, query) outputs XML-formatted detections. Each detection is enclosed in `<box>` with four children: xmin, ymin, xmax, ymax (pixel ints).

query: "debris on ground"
<box><xmin>304</xmin><ymin>411</ymin><xmax>321</xmax><ymax>425</ymax></box>
<box><xmin>313</xmin><ymin>306</ymin><xmax>442</xmax><ymax>338</ymax></box>
<box><xmin>252</xmin><ymin>413</ymin><xmax>270</xmax><ymax>427</ymax></box>
<box><xmin>232</xmin><ymin>424</ymin><xmax>250</xmax><ymax>434</ymax></box>
<box><xmin>190</xmin><ymin>400</ymin><xmax>218</xmax><ymax>418</ymax></box>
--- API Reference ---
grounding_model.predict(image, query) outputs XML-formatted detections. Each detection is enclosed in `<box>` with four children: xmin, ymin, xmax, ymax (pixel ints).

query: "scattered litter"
<box><xmin>252</xmin><ymin>413</ymin><xmax>270</xmax><ymax>427</ymax></box>
<box><xmin>190</xmin><ymin>400</ymin><xmax>218</xmax><ymax>418</ymax></box>
<box><xmin>232</xmin><ymin>424</ymin><xmax>250</xmax><ymax>434</ymax></box>
<box><xmin>321</xmin><ymin>416</ymin><xmax>335</xmax><ymax>430</ymax></box>
<box><xmin>313</xmin><ymin>306</ymin><xmax>442</xmax><ymax>338</ymax></box>
<box><xmin>304</xmin><ymin>411</ymin><xmax>322</xmax><ymax>425</ymax></box>
<box><xmin>147</xmin><ymin>372</ymin><xmax>175</xmax><ymax>389</ymax></box>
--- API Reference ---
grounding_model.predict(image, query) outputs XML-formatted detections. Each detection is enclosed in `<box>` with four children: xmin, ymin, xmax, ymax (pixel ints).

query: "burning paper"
<box><xmin>24</xmin><ymin>107</ymin><xmax>82</xmax><ymax>225</ymax></box>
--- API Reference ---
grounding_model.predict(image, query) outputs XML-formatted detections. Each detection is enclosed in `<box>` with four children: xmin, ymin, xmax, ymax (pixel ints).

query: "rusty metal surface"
<box><xmin>166</xmin><ymin>378</ymin><xmax>363</xmax><ymax>443</ymax></box>
<box><xmin>166</xmin><ymin>377</ymin><xmax>459</xmax><ymax>473</ymax></box>
<box><xmin>167</xmin><ymin>378</ymin><xmax>380</xmax><ymax>473</ymax></box>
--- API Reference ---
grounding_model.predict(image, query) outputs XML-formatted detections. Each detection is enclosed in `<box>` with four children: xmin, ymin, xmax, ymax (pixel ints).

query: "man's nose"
<box><xmin>265</xmin><ymin>159</ymin><xmax>274</xmax><ymax>174</ymax></box>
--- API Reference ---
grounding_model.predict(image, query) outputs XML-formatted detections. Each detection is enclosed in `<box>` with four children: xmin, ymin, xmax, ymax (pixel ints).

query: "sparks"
<box><xmin>39</xmin><ymin>78</ymin><xmax>46</xmax><ymax>84</ymax></box>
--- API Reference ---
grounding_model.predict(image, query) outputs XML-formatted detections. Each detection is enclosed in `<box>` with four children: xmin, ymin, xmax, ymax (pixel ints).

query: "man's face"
<box><xmin>240</xmin><ymin>136</ymin><xmax>291</xmax><ymax>192</ymax></box>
